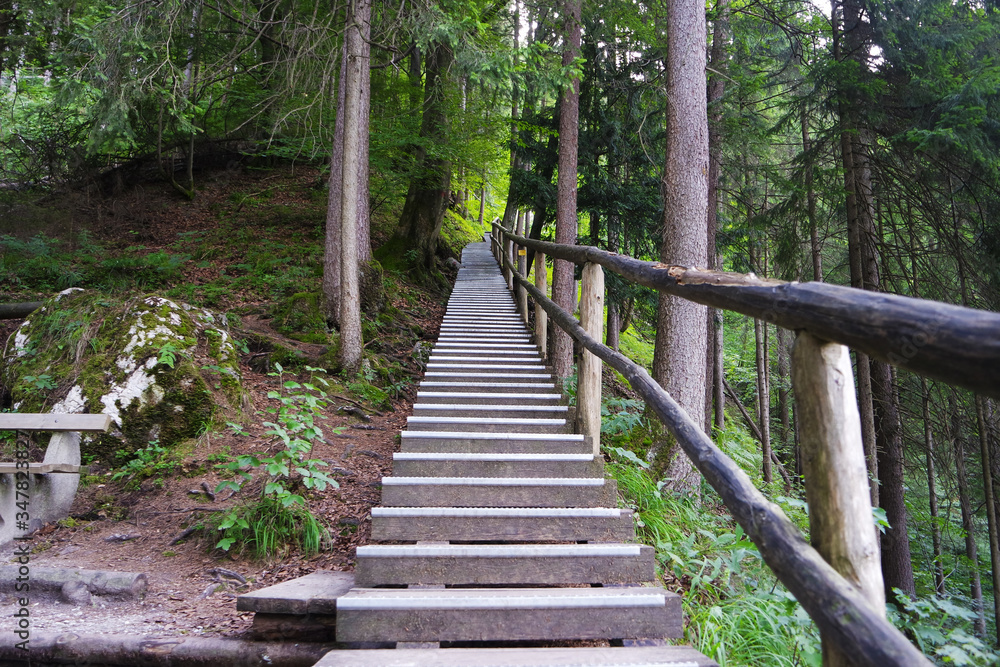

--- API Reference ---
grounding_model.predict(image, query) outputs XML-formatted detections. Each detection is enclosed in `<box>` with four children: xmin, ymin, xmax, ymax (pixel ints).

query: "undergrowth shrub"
<box><xmin>213</xmin><ymin>364</ymin><xmax>337</xmax><ymax>558</ymax></box>
<box><xmin>602</xmin><ymin>393</ymin><xmax>1000</xmax><ymax>666</ymax></box>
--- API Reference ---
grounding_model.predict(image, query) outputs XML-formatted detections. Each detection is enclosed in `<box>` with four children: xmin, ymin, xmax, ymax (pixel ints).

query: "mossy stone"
<box><xmin>1</xmin><ymin>290</ymin><xmax>246</xmax><ymax>461</ymax></box>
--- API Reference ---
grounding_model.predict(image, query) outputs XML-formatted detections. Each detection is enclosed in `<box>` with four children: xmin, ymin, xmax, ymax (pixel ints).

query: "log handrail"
<box><xmin>493</xmin><ymin>224</ymin><xmax>935</xmax><ymax>667</ymax></box>
<box><xmin>493</xmin><ymin>223</ymin><xmax>1000</xmax><ymax>399</ymax></box>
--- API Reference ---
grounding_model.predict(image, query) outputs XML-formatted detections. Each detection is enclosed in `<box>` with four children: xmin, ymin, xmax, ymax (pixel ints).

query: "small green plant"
<box><xmin>21</xmin><ymin>373</ymin><xmax>58</xmax><ymax>395</ymax></box>
<box><xmin>157</xmin><ymin>342</ymin><xmax>182</xmax><ymax>369</ymax></box>
<box><xmin>213</xmin><ymin>364</ymin><xmax>338</xmax><ymax>557</ymax></box>
<box><xmin>889</xmin><ymin>592</ymin><xmax>1000</xmax><ymax>666</ymax></box>
<box><xmin>111</xmin><ymin>440</ymin><xmax>179</xmax><ymax>486</ymax></box>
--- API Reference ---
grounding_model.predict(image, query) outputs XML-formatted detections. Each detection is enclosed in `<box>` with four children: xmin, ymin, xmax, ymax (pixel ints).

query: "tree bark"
<box><xmin>648</xmin><ymin>0</ymin><xmax>709</xmax><ymax>492</ymax></box>
<box><xmin>337</xmin><ymin>0</ymin><xmax>367</xmax><ymax>375</ymax></box>
<box><xmin>551</xmin><ymin>0</ymin><xmax>582</xmax><ymax>382</ymax></box>
<box><xmin>392</xmin><ymin>41</ymin><xmax>453</xmax><ymax>277</ymax></box>
<box><xmin>323</xmin><ymin>37</ymin><xmax>348</xmax><ymax>324</ymax></box>
<box><xmin>976</xmin><ymin>394</ymin><xmax>1000</xmax><ymax>644</ymax></box>
<box><xmin>950</xmin><ymin>391</ymin><xmax>985</xmax><ymax>634</ymax></box>
<box><xmin>921</xmin><ymin>379</ymin><xmax>944</xmax><ymax>596</ymax></box>
<box><xmin>755</xmin><ymin>317</ymin><xmax>772</xmax><ymax>484</ymax></box>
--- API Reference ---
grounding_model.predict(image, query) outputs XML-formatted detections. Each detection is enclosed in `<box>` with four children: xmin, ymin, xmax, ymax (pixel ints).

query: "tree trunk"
<box><xmin>551</xmin><ymin>0</ymin><xmax>582</xmax><ymax>382</ymax></box>
<box><xmin>777</xmin><ymin>326</ymin><xmax>791</xmax><ymax>450</ymax></box>
<box><xmin>706</xmin><ymin>0</ymin><xmax>729</xmax><ymax>435</ymax></box>
<box><xmin>337</xmin><ymin>0</ymin><xmax>367</xmax><ymax>375</ymax></box>
<box><xmin>648</xmin><ymin>0</ymin><xmax>709</xmax><ymax>492</ymax></box>
<box><xmin>755</xmin><ymin>317</ymin><xmax>772</xmax><ymax>484</ymax></box>
<box><xmin>392</xmin><ymin>42</ymin><xmax>453</xmax><ymax>277</ymax></box>
<box><xmin>323</xmin><ymin>37</ymin><xmax>348</xmax><ymax>324</ymax></box>
<box><xmin>835</xmin><ymin>0</ymin><xmax>878</xmax><ymax>509</ymax></box>
<box><xmin>950</xmin><ymin>392</ymin><xmax>986</xmax><ymax>635</ymax></box>
<box><xmin>921</xmin><ymin>379</ymin><xmax>944</xmax><ymax>596</ymax></box>
<box><xmin>802</xmin><ymin>106</ymin><xmax>822</xmax><ymax>282</ymax></box>
<box><xmin>976</xmin><ymin>394</ymin><xmax>1000</xmax><ymax>644</ymax></box>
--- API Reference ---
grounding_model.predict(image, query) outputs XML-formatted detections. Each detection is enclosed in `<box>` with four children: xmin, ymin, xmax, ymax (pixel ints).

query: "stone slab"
<box><xmin>316</xmin><ymin>646</ymin><xmax>717</xmax><ymax>666</ymax></box>
<box><xmin>334</xmin><ymin>586</ymin><xmax>682</xmax><ymax>643</ymax></box>
<box><xmin>370</xmin><ymin>507</ymin><xmax>636</xmax><ymax>542</ymax></box>
<box><xmin>391</xmin><ymin>453</ymin><xmax>602</xmax><ymax>478</ymax></box>
<box><xmin>380</xmin><ymin>477</ymin><xmax>616</xmax><ymax>507</ymax></box>
<box><xmin>354</xmin><ymin>544</ymin><xmax>654</xmax><ymax>586</ymax></box>
<box><xmin>237</xmin><ymin>570</ymin><xmax>355</xmax><ymax>615</ymax></box>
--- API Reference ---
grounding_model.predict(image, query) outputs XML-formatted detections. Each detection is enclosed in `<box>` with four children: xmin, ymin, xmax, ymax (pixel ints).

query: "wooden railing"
<box><xmin>488</xmin><ymin>223</ymin><xmax>1000</xmax><ymax>667</ymax></box>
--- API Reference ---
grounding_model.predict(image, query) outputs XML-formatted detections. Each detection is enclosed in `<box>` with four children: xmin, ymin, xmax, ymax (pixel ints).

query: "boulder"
<box><xmin>1</xmin><ymin>289</ymin><xmax>246</xmax><ymax>459</ymax></box>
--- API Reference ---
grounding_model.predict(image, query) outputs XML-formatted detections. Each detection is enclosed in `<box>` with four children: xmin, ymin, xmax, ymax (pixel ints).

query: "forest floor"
<box><xmin>0</xmin><ymin>164</ymin><xmax>447</xmax><ymax>639</ymax></box>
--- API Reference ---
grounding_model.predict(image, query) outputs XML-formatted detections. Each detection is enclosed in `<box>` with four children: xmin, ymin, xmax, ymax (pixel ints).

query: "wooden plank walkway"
<box><xmin>314</xmin><ymin>241</ymin><xmax>715</xmax><ymax>665</ymax></box>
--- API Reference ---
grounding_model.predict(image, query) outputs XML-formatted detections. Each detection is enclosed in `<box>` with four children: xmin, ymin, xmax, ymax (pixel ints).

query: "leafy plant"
<box><xmin>157</xmin><ymin>342</ymin><xmax>182</xmax><ymax>369</ymax></box>
<box><xmin>21</xmin><ymin>373</ymin><xmax>58</xmax><ymax>395</ymax></box>
<box><xmin>889</xmin><ymin>592</ymin><xmax>1000</xmax><ymax>666</ymax></box>
<box><xmin>111</xmin><ymin>440</ymin><xmax>178</xmax><ymax>486</ymax></box>
<box><xmin>213</xmin><ymin>364</ymin><xmax>339</xmax><ymax>557</ymax></box>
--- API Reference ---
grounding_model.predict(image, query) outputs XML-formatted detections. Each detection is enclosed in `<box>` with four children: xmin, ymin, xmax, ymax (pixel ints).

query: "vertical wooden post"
<box><xmin>504</xmin><ymin>231</ymin><xmax>514</xmax><ymax>291</ymax></box>
<box><xmin>792</xmin><ymin>331</ymin><xmax>885</xmax><ymax>667</ymax></box>
<box><xmin>516</xmin><ymin>213</ymin><xmax>529</xmax><ymax>322</ymax></box>
<box><xmin>578</xmin><ymin>262</ymin><xmax>604</xmax><ymax>455</ymax></box>
<box><xmin>535</xmin><ymin>252</ymin><xmax>548</xmax><ymax>361</ymax></box>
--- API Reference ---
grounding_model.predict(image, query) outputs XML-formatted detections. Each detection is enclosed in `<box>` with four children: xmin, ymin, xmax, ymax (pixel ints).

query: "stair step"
<box><xmin>418</xmin><ymin>382</ymin><xmax>559</xmax><ymax>393</ymax></box>
<box><xmin>425</xmin><ymin>372</ymin><xmax>554</xmax><ymax>381</ymax></box>
<box><xmin>416</xmin><ymin>392</ymin><xmax>562</xmax><ymax>405</ymax></box>
<box><xmin>316</xmin><ymin>646</ymin><xmax>716</xmax><ymax>666</ymax></box>
<box><xmin>333</xmin><ymin>586</ymin><xmax>682</xmax><ymax>643</ymax></box>
<box><xmin>429</xmin><ymin>355</ymin><xmax>542</xmax><ymax>363</ymax></box>
<box><xmin>370</xmin><ymin>506</ymin><xmax>636</xmax><ymax>542</ymax></box>
<box><xmin>401</xmin><ymin>431</ymin><xmax>588</xmax><ymax>453</ymax></box>
<box><xmin>412</xmin><ymin>403</ymin><xmax>568</xmax><ymax>418</ymax></box>
<box><xmin>391</xmin><ymin>452</ymin><xmax>601</xmax><ymax>478</ymax></box>
<box><xmin>236</xmin><ymin>570</ymin><xmax>354</xmax><ymax>614</ymax></box>
<box><xmin>406</xmin><ymin>416</ymin><xmax>568</xmax><ymax>434</ymax></box>
<box><xmin>354</xmin><ymin>543</ymin><xmax>654</xmax><ymax>586</ymax></box>
<box><xmin>430</xmin><ymin>349</ymin><xmax>540</xmax><ymax>356</ymax></box>
<box><xmin>380</xmin><ymin>476</ymin><xmax>616</xmax><ymax>507</ymax></box>
<box><xmin>425</xmin><ymin>363</ymin><xmax>548</xmax><ymax>373</ymax></box>
<box><xmin>434</xmin><ymin>339</ymin><xmax>535</xmax><ymax>346</ymax></box>
<box><xmin>434</xmin><ymin>342</ymin><xmax>539</xmax><ymax>349</ymax></box>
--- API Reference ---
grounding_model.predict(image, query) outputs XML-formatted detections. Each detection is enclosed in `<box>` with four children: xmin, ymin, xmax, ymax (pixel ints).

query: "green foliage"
<box><xmin>111</xmin><ymin>440</ymin><xmax>179</xmax><ymax>487</ymax></box>
<box><xmin>889</xmin><ymin>592</ymin><xmax>1000</xmax><ymax>666</ymax></box>
<box><xmin>0</xmin><ymin>234</ymin><xmax>189</xmax><ymax>294</ymax></box>
<box><xmin>213</xmin><ymin>364</ymin><xmax>338</xmax><ymax>557</ymax></box>
<box><xmin>213</xmin><ymin>495</ymin><xmax>328</xmax><ymax>559</ymax></box>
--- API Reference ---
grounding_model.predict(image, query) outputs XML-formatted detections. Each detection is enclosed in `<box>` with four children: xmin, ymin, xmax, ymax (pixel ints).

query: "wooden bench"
<box><xmin>0</xmin><ymin>413</ymin><xmax>112</xmax><ymax>544</ymax></box>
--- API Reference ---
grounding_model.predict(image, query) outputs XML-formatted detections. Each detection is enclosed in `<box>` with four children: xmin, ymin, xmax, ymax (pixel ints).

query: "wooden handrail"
<box><xmin>502</xmin><ymin>249</ymin><xmax>932</xmax><ymax>667</ymax></box>
<box><xmin>493</xmin><ymin>223</ymin><xmax>1000</xmax><ymax>399</ymax></box>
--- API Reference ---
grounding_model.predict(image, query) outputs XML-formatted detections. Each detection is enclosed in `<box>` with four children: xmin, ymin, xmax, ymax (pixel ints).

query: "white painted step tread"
<box><xmin>418</xmin><ymin>383</ymin><xmax>557</xmax><ymax>389</ymax></box>
<box><xmin>382</xmin><ymin>477</ymin><xmax>604</xmax><ymax>487</ymax></box>
<box><xmin>416</xmin><ymin>392</ymin><xmax>561</xmax><ymax>400</ymax></box>
<box><xmin>425</xmin><ymin>373</ymin><xmax>553</xmax><ymax>379</ymax></box>
<box><xmin>426</xmin><ymin>364</ymin><xmax>547</xmax><ymax>370</ymax></box>
<box><xmin>372</xmin><ymin>507</ymin><xmax>622</xmax><ymax>517</ymax></box>
<box><xmin>316</xmin><ymin>646</ymin><xmax>709</xmax><ymax>667</ymax></box>
<box><xmin>402</xmin><ymin>431</ymin><xmax>583</xmax><ymax>441</ymax></box>
<box><xmin>407</xmin><ymin>416</ymin><xmax>565</xmax><ymax>425</ymax></box>
<box><xmin>357</xmin><ymin>543</ymin><xmax>642</xmax><ymax>557</ymax></box>
<box><xmin>394</xmin><ymin>452</ymin><xmax>591</xmax><ymax>461</ymax></box>
<box><xmin>412</xmin><ymin>404</ymin><xmax>568</xmax><ymax>412</ymax></box>
<box><xmin>336</xmin><ymin>586</ymin><xmax>668</xmax><ymax>610</ymax></box>
<box><xmin>429</xmin><ymin>356</ymin><xmax>542</xmax><ymax>362</ymax></box>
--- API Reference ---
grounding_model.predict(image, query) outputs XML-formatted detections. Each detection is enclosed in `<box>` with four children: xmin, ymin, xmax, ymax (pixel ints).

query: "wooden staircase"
<box><xmin>301</xmin><ymin>241</ymin><xmax>714</xmax><ymax>665</ymax></box>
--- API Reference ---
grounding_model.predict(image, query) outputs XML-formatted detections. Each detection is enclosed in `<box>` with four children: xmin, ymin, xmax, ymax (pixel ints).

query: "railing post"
<box><xmin>791</xmin><ymin>331</ymin><xmax>886</xmax><ymax>667</ymax></box>
<box><xmin>578</xmin><ymin>262</ymin><xmax>604</xmax><ymax>455</ymax></box>
<box><xmin>517</xmin><ymin>250</ymin><xmax>528</xmax><ymax>324</ymax></box>
<box><xmin>535</xmin><ymin>252</ymin><xmax>548</xmax><ymax>361</ymax></box>
<box><xmin>504</xmin><ymin>233</ymin><xmax>514</xmax><ymax>291</ymax></box>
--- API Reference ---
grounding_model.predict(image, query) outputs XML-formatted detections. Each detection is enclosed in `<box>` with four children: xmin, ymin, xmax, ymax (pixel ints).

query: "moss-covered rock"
<box><xmin>271</xmin><ymin>292</ymin><xmax>326</xmax><ymax>338</ymax></box>
<box><xmin>1</xmin><ymin>290</ymin><xmax>246</xmax><ymax>461</ymax></box>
